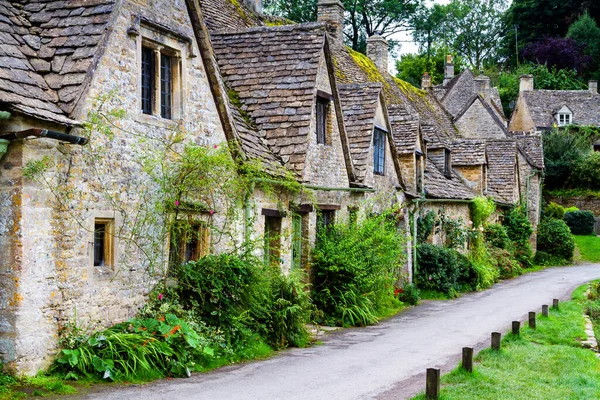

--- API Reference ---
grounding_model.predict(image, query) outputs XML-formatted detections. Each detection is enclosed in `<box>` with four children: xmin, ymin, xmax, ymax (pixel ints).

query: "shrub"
<box><xmin>484</xmin><ymin>223</ymin><xmax>511</xmax><ymax>250</ymax></box>
<box><xmin>488</xmin><ymin>247</ymin><xmax>522</xmax><ymax>279</ymax></box>
<box><xmin>417</xmin><ymin>210</ymin><xmax>436</xmax><ymax>243</ymax></box>
<box><xmin>312</xmin><ymin>211</ymin><xmax>406</xmax><ymax>326</ymax></box>
<box><xmin>564</xmin><ymin>210</ymin><xmax>596</xmax><ymax>235</ymax></box>
<box><xmin>415</xmin><ymin>244</ymin><xmax>476</xmax><ymax>296</ymax></box>
<box><xmin>544</xmin><ymin>202</ymin><xmax>565</xmax><ymax>220</ymax></box>
<box><xmin>395</xmin><ymin>283</ymin><xmax>420</xmax><ymax>306</ymax></box>
<box><xmin>537</xmin><ymin>218</ymin><xmax>575</xmax><ymax>261</ymax></box>
<box><xmin>503</xmin><ymin>205</ymin><xmax>534</xmax><ymax>268</ymax></box>
<box><xmin>571</xmin><ymin>151</ymin><xmax>600</xmax><ymax>189</ymax></box>
<box><xmin>565</xmin><ymin>206</ymin><xmax>580</xmax><ymax>213</ymax></box>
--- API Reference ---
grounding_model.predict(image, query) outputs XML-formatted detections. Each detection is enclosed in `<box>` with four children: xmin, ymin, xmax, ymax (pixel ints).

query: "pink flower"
<box><xmin>175</xmin><ymin>200</ymin><xmax>180</xmax><ymax>207</ymax></box>
<box><xmin>213</xmin><ymin>145</ymin><xmax>218</xmax><ymax>149</ymax></box>
<box><xmin>428</xmin><ymin>276</ymin><xmax>432</xmax><ymax>281</ymax></box>
<box><xmin>158</xmin><ymin>293</ymin><xmax>163</xmax><ymax>301</ymax></box>
<box><xmin>209</xmin><ymin>210</ymin><xmax>214</xmax><ymax>215</ymax></box>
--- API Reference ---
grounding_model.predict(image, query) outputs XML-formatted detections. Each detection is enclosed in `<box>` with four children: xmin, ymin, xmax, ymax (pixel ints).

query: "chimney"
<box><xmin>519</xmin><ymin>74</ymin><xmax>534</xmax><ymax>92</ymax></box>
<box><xmin>421</xmin><ymin>72</ymin><xmax>432</xmax><ymax>90</ymax></box>
<box><xmin>366</xmin><ymin>34</ymin><xmax>389</xmax><ymax>72</ymax></box>
<box><xmin>443</xmin><ymin>54</ymin><xmax>454</xmax><ymax>86</ymax></box>
<box><xmin>243</xmin><ymin>0</ymin><xmax>262</xmax><ymax>14</ymax></box>
<box><xmin>317</xmin><ymin>0</ymin><xmax>345</xmax><ymax>40</ymax></box>
<box><xmin>474</xmin><ymin>74</ymin><xmax>491</xmax><ymax>104</ymax></box>
<box><xmin>589</xmin><ymin>80</ymin><xmax>598</xmax><ymax>94</ymax></box>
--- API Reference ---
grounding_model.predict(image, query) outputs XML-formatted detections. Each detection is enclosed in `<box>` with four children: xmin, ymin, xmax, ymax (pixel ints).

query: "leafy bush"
<box><xmin>565</xmin><ymin>206</ymin><xmax>580</xmax><ymax>213</ymax></box>
<box><xmin>564</xmin><ymin>210</ymin><xmax>596</xmax><ymax>235</ymax></box>
<box><xmin>543</xmin><ymin>129</ymin><xmax>590</xmax><ymax>190</ymax></box>
<box><xmin>417</xmin><ymin>210</ymin><xmax>436</xmax><ymax>243</ymax></box>
<box><xmin>395</xmin><ymin>283</ymin><xmax>420</xmax><ymax>306</ymax></box>
<box><xmin>537</xmin><ymin>218</ymin><xmax>575</xmax><ymax>261</ymax></box>
<box><xmin>312</xmin><ymin>211</ymin><xmax>406</xmax><ymax>326</ymax></box>
<box><xmin>415</xmin><ymin>244</ymin><xmax>476</xmax><ymax>296</ymax></box>
<box><xmin>503</xmin><ymin>205</ymin><xmax>534</xmax><ymax>268</ymax></box>
<box><xmin>544</xmin><ymin>202</ymin><xmax>565</xmax><ymax>220</ymax></box>
<box><xmin>571</xmin><ymin>152</ymin><xmax>600</xmax><ymax>189</ymax></box>
<box><xmin>484</xmin><ymin>223</ymin><xmax>511</xmax><ymax>250</ymax></box>
<box><xmin>488</xmin><ymin>247</ymin><xmax>521</xmax><ymax>279</ymax></box>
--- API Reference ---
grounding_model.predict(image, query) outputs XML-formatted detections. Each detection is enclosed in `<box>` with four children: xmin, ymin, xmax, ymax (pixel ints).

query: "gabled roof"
<box><xmin>507</xmin><ymin>132</ymin><xmax>545</xmax><ymax>170</ymax></box>
<box><xmin>424</xmin><ymin>159</ymin><xmax>476</xmax><ymax>200</ymax></box>
<box><xmin>486</xmin><ymin>140</ymin><xmax>518</xmax><ymax>204</ymax></box>
<box><xmin>210</xmin><ymin>23</ymin><xmax>326</xmax><ymax>175</ymax></box>
<box><xmin>452</xmin><ymin>139</ymin><xmax>486</xmax><ymax>166</ymax></box>
<box><xmin>522</xmin><ymin>90</ymin><xmax>600</xmax><ymax>129</ymax></box>
<box><xmin>338</xmin><ymin>83</ymin><xmax>382</xmax><ymax>183</ymax></box>
<box><xmin>453</xmin><ymin>94</ymin><xmax>508</xmax><ymax>136</ymax></box>
<box><xmin>389</xmin><ymin>105</ymin><xmax>419</xmax><ymax>155</ymax></box>
<box><xmin>198</xmin><ymin>0</ymin><xmax>263</xmax><ymax>32</ymax></box>
<box><xmin>0</xmin><ymin>0</ymin><xmax>116</xmax><ymax>126</ymax></box>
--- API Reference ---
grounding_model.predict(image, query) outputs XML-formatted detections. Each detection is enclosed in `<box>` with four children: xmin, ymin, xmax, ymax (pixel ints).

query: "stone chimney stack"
<box><xmin>317</xmin><ymin>0</ymin><xmax>345</xmax><ymax>40</ymax></box>
<box><xmin>519</xmin><ymin>74</ymin><xmax>534</xmax><ymax>92</ymax></box>
<box><xmin>474</xmin><ymin>74</ymin><xmax>491</xmax><ymax>104</ymax></box>
<box><xmin>243</xmin><ymin>0</ymin><xmax>262</xmax><ymax>14</ymax></box>
<box><xmin>589</xmin><ymin>80</ymin><xmax>598</xmax><ymax>94</ymax></box>
<box><xmin>443</xmin><ymin>54</ymin><xmax>454</xmax><ymax>86</ymax></box>
<box><xmin>366</xmin><ymin>34</ymin><xmax>389</xmax><ymax>72</ymax></box>
<box><xmin>421</xmin><ymin>72</ymin><xmax>432</xmax><ymax>90</ymax></box>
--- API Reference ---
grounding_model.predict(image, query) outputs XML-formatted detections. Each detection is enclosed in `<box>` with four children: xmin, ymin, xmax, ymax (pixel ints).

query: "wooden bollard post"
<box><xmin>426</xmin><ymin>368</ymin><xmax>440</xmax><ymax>400</ymax></box>
<box><xmin>542</xmin><ymin>304</ymin><xmax>549</xmax><ymax>317</ymax></box>
<box><xmin>462</xmin><ymin>347</ymin><xmax>473</xmax><ymax>373</ymax></box>
<box><xmin>512</xmin><ymin>321</ymin><xmax>520</xmax><ymax>335</ymax></box>
<box><xmin>529</xmin><ymin>311</ymin><xmax>536</xmax><ymax>329</ymax></box>
<box><xmin>491</xmin><ymin>332</ymin><xmax>501</xmax><ymax>350</ymax></box>
<box><xmin>553</xmin><ymin>299</ymin><xmax>559</xmax><ymax>309</ymax></box>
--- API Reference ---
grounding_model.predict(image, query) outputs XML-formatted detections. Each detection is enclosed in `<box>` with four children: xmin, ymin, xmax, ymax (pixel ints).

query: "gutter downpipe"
<box><xmin>0</xmin><ymin>128</ymin><xmax>89</xmax><ymax>145</ymax></box>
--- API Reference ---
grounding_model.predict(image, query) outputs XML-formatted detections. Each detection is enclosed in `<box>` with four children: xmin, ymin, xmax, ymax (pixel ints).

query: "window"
<box><xmin>316</xmin><ymin>97</ymin><xmax>329</xmax><ymax>145</ymax></box>
<box><xmin>317</xmin><ymin>210</ymin><xmax>335</xmax><ymax>236</ymax></box>
<box><xmin>264</xmin><ymin>216</ymin><xmax>282</xmax><ymax>266</ymax></box>
<box><xmin>93</xmin><ymin>219</ymin><xmax>114</xmax><ymax>268</ymax></box>
<box><xmin>444</xmin><ymin>149</ymin><xmax>452</xmax><ymax>179</ymax></box>
<box><xmin>415</xmin><ymin>153</ymin><xmax>423</xmax><ymax>193</ymax></box>
<box><xmin>140</xmin><ymin>43</ymin><xmax>179</xmax><ymax>119</ymax></box>
<box><xmin>373</xmin><ymin>128</ymin><xmax>386</xmax><ymax>175</ymax></box>
<box><xmin>557</xmin><ymin>113</ymin><xmax>572</xmax><ymax>126</ymax></box>
<box><xmin>291</xmin><ymin>214</ymin><xmax>303</xmax><ymax>271</ymax></box>
<box><xmin>169</xmin><ymin>222</ymin><xmax>210</xmax><ymax>269</ymax></box>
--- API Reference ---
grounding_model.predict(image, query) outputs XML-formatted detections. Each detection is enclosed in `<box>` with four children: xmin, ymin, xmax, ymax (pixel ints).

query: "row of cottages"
<box><xmin>0</xmin><ymin>0</ymin><xmax>542</xmax><ymax>374</ymax></box>
<box><xmin>509</xmin><ymin>74</ymin><xmax>600</xmax><ymax>151</ymax></box>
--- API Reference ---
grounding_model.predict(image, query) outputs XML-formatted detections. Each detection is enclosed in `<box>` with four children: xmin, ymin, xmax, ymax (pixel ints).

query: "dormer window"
<box><xmin>316</xmin><ymin>91</ymin><xmax>333</xmax><ymax>145</ymax></box>
<box><xmin>141</xmin><ymin>45</ymin><xmax>178</xmax><ymax>119</ymax></box>
<box><xmin>555</xmin><ymin>106</ymin><xmax>572</xmax><ymax>127</ymax></box>
<box><xmin>373</xmin><ymin>128</ymin><xmax>386</xmax><ymax>175</ymax></box>
<box><xmin>557</xmin><ymin>113</ymin><xmax>571</xmax><ymax>126</ymax></box>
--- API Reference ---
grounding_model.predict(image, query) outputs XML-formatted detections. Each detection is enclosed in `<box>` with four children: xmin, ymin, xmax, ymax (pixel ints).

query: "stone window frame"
<box><xmin>88</xmin><ymin>211</ymin><xmax>121</xmax><ymax>276</ymax></box>
<box><xmin>136</xmin><ymin>23</ymin><xmax>190</xmax><ymax>123</ymax></box>
<box><xmin>373</xmin><ymin>127</ymin><xmax>386</xmax><ymax>175</ymax></box>
<box><xmin>316</xmin><ymin>90</ymin><xmax>334</xmax><ymax>145</ymax></box>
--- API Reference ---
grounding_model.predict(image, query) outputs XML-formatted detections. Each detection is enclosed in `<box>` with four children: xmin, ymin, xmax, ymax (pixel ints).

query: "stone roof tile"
<box><xmin>486</xmin><ymin>140</ymin><xmax>517</xmax><ymax>204</ymax></box>
<box><xmin>424</xmin><ymin>158</ymin><xmax>476</xmax><ymax>200</ymax></box>
<box><xmin>452</xmin><ymin>139</ymin><xmax>486</xmax><ymax>166</ymax></box>
<box><xmin>522</xmin><ymin>89</ymin><xmax>600</xmax><ymax>129</ymax></box>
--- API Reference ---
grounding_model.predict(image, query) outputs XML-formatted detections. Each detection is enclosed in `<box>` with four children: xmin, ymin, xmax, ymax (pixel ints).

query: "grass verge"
<box><xmin>574</xmin><ymin>235</ymin><xmax>600</xmax><ymax>263</ymax></box>
<box><xmin>412</xmin><ymin>283</ymin><xmax>600</xmax><ymax>400</ymax></box>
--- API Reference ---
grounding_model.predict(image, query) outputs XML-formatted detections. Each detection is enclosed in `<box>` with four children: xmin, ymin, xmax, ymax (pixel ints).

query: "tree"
<box><xmin>264</xmin><ymin>0</ymin><xmax>423</xmax><ymax>52</ymax></box>
<box><xmin>446</xmin><ymin>0</ymin><xmax>508</xmax><ymax>70</ymax></box>
<box><xmin>502</xmin><ymin>0</ymin><xmax>600</xmax><ymax>67</ymax></box>
<box><xmin>396</xmin><ymin>47</ymin><xmax>465</xmax><ymax>87</ymax></box>
<box><xmin>411</xmin><ymin>3</ymin><xmax>454</xmax><ymax>66</ymax></box>
<box><xmin>522</xmin><ymin>37</ymin><xmax>592</xmax><ymax>73</ymax></box>
<box><xmin>567</xmin><ymin>12</ymin><xmax>600</xmax><ymax>79</ymax></box>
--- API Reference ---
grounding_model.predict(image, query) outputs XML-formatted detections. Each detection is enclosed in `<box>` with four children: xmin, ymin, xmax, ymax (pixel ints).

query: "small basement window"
<box><xmin>93</xmin><ymin>219</ymin><xmax>114</xmax><ymax>268</ymax></box>
<box><xmin>373</xmin><ymin>128</ymin><xmax>386</xmax><ymax>175</ymax></box>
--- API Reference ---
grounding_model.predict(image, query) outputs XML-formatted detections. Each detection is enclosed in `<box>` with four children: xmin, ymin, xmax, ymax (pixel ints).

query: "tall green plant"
<box><xmin>311</xmin><ymin>210</ymin><xmax>406</xmax><ymax>326</ymax></box>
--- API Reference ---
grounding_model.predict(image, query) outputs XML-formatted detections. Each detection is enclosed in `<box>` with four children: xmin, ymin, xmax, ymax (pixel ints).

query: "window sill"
<box><xmin>136</xmin><ymin>113</ymin><xmax>182</xmax><ymax>129</ymax></box>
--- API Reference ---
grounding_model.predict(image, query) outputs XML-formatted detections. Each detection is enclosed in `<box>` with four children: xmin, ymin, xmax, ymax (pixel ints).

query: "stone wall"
<box><xmin>4</xmin><ymin>0</ymin><xmax>229</xmax><ymax>374</ymax></box>
<box><xmin>547</xmin><ymin>196</ymin><xmax>600</xmax><ymax>216</ymax></box>
<box><xmin>455</xmin><ymin>99</ymin><xmax>506</xmax><ymax>139</ymax></box>
<box><xmin>456</xmin><ymin>165</ymin><xmax>483</xmax><ymax>193</ymax></box>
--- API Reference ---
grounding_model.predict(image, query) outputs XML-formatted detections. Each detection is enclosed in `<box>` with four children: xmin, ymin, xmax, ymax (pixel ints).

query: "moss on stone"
<box><xmin>229</xmin><ymin>0</ymin><xmax>253</xmax><ymax>24</ymax></box>
<box><xmin>262</xmin><ymin>15</ymin><xmax>295</xmax><ymax>26</ymax></box>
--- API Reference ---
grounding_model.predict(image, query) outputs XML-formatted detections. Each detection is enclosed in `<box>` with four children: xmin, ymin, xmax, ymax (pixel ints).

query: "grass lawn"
<box><xmin>574</xmin><ymin>235</ymin><xmax>600</xmax><ymax>263</ymax></box>
<box><xmin>412</xmin><ymin>284</ymin><xmax>600</xmax><ymax>400</ymax></box>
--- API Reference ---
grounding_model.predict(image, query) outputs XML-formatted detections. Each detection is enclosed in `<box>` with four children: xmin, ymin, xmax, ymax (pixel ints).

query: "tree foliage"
<box><xmin>522</xmin><ymin>37</ymin><xmax>592</xmax><ymax>73</ymax></box>
<box><xmin>395</xmin><ymin>47</ymin><xmax>465</xmax><ymax>87</ymax></box>
<box><xmin>264</xmin><ymin>0</ymin><xmax>423</xmax><ymax>51</ymax></box>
